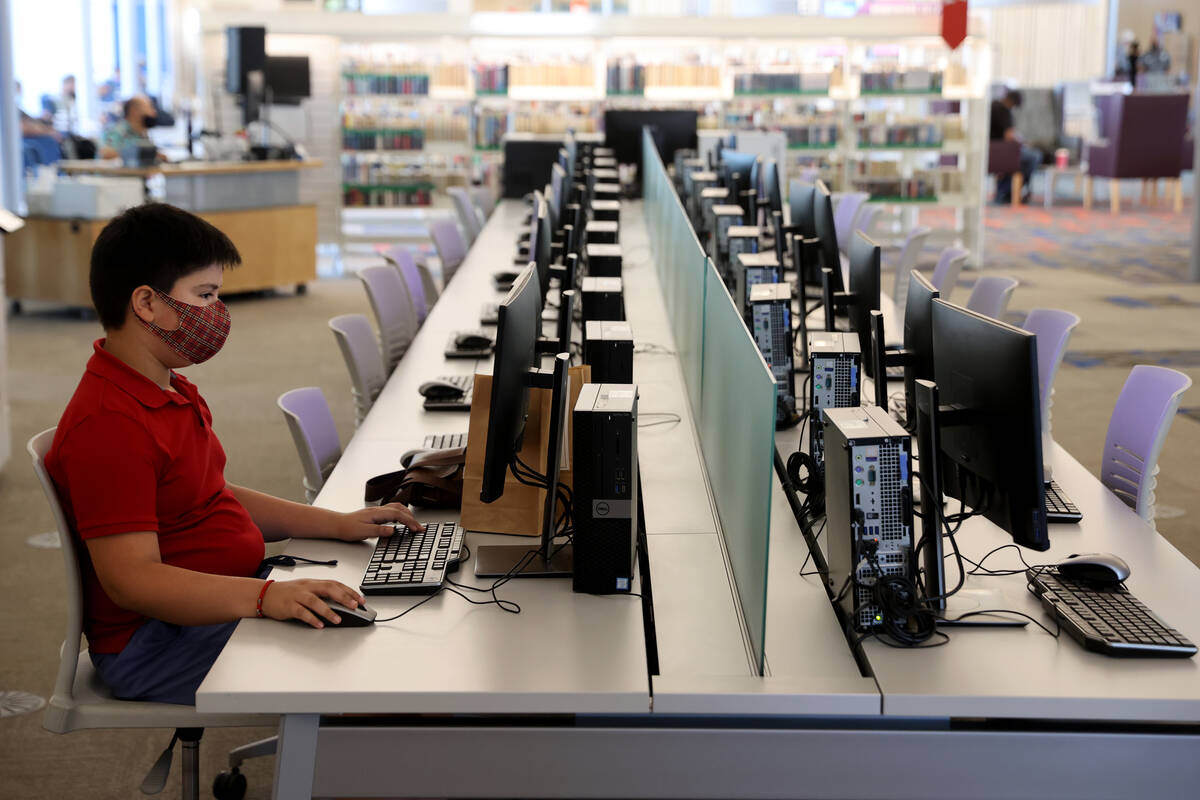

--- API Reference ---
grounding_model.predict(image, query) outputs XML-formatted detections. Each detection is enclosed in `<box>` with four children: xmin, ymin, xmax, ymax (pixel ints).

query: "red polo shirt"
<box><xmin>45</xmin><ymin>340</ymin><xmax>265</xmax><ymax>654</ymax></box>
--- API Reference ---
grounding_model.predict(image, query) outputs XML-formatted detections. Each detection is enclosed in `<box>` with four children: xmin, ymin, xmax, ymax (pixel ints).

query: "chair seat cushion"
<box><xmin>45</xmin><ymin>652</ymin><xmax>271</xmax><ymax>733</ymax></box>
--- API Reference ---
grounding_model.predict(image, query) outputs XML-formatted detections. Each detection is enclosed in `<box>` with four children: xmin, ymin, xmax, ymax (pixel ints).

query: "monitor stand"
<box><xmin>475</xmin><ymin>353</ymin><xmax>575</xmax><ymax>579</ymax></box>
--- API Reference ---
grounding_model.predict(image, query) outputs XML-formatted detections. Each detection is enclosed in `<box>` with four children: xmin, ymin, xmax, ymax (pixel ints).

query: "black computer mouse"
<box><xmin>493</xmin><ymin>270</ymin><xmax>520</xmax><ymax>285</ymax></box>
<box><xmin>1057</xmin><ymin>553</ymin><xmax>1131</xmax><ymax>585</ymax></box>
<box><xmin>455</xmin><ymin>332</ymin><xmax>493</xmax><ymax>350</ymax></box>
<box><xmin>323</xmin><ymin>601</ymin><xmax>377</xmax><ymax>628</ymax></box>
<box><xmin>418</xmin><ymin>380</ymin><xmax>466</xmax><ymax>399</ymax></box>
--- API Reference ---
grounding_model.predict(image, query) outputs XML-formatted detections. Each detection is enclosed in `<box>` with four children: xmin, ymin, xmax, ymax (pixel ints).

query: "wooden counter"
<box><xmin>4</xmin><ymin>205</ymin><xmax>318</xmax><ymax>309</ymax></box>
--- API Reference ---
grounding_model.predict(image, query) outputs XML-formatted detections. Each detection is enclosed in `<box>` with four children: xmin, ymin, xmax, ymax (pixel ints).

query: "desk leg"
<box><xmin>272</xmin><ymin>714</ymin><xmax>319</xmax><ymax>800</ymax></box>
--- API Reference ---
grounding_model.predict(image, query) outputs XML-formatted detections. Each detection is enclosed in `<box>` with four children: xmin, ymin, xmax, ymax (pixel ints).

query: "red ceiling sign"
<box><xmin>942</xmin><ymin>0</ymin><xmax>969</xmax><ymax>50</ymax></box>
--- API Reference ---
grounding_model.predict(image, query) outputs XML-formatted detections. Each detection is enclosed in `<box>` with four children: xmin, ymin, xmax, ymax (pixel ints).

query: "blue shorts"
<box><xmin>90</xmin><ymin>618</ymin><xmax>239</xmax><ymax>706</ymax></box>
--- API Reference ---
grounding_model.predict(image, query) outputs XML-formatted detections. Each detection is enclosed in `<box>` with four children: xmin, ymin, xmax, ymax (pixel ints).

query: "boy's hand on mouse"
<box><xmin>335</xmin><ymin>504</ymin><xmax>424</xmax><ymax>541</ymax></box>
<box><xmin>260</xmin><ymin>579</ymin><xmax>365</xmax><ymax>628</ymax></box>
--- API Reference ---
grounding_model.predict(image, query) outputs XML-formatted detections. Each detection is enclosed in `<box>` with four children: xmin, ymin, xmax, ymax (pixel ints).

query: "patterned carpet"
<box><xmin>983</xmin><ymin>205</ymin><xmax>1194</xmax><ymax>284</ymax></box>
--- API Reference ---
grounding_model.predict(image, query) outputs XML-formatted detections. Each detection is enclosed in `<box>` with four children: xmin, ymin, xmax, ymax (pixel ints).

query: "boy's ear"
<box><xmin>128</xmin><ymin>285</ymin><xmax>157</xmax><ymax>325</ymax></box>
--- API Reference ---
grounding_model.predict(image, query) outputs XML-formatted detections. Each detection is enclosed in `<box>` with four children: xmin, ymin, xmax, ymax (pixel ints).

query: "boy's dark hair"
<box><xmin>90</xmin><ymin>203</ymin><xmax>241</xmax><ymax>330</ymax></box>
<box><xmin>1004</xmin><ymin>89</ymin><xmax>1023</xmax><ymax>108</ymax></box>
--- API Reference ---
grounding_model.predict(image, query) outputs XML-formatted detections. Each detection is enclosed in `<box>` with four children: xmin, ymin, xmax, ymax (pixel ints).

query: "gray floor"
<box><xmin>2</xmin><ymin>210</ymin><xmax>1199</xmax><ymax>798</ymax></box>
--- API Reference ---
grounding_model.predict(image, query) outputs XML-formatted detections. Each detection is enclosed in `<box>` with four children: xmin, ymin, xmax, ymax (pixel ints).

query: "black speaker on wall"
<box><xmin>226</xmin><ymin>26</ymin><xmax>266</xmax><ymax>95</ymax></box>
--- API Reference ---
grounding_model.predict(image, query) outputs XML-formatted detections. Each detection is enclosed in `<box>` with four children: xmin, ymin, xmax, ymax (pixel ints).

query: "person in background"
<box><xmin>54</xmin><ymin>74</ymin><xmax>78</xmax><ymax>135</ymax></box>
<box><xmin>989</xmin><ymin>89</ymin><xmax>1040</xmax><ymax>204</ymax></box>
<box><xmin>1142</xmin><ymin>39</ymin><xmax>1171</xmax><ymax>74</ymax></box>
<box><xmin>17</xmin><ymin>80</ymin><xmax>63</xmax><ymax>169</ymax></box>
<box><xmin>99</xmin><ymin>95</ymin><xmax>164</xmax><ymax>161</ymax></box>
<box><xmin>1126</xmin><ymin>41</ymin><xmax>1141</xmax><ymax>83</ymax></box>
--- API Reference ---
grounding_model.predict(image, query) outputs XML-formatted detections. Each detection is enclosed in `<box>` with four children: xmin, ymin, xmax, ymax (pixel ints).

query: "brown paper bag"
<box><xmin>461</xmin><ymin>364</ymin><xmax>590</xmax><ymax>536</ymax></box>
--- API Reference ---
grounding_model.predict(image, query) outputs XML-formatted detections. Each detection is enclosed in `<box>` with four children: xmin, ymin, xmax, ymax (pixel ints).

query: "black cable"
<box><xmin>799</xmin><ymin>518</ymin><xmax>827</xmax><ymax>577</ymax></box>
<box><xmin>944</xmin><ymin>609</ymin><xmax>1061</xmax><ymax>639</ymax></box>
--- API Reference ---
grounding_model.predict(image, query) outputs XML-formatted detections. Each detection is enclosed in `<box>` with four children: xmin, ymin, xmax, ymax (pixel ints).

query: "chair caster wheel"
<box><xmin>212</xmin><ymin>767</ymin><xmax>247</xmax><ymax>800</ymax></box>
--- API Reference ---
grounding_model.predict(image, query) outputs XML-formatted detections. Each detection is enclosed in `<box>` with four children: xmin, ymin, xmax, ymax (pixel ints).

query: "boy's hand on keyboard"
<box><xmin>261</xmin><ymin>579</ymin><xmax>365</xmax><ymax>628</ymax></box>
<box><xmin>336</xmin><ymin>503</ymin><xmax>424</xmax><ymax>541</ymax></box>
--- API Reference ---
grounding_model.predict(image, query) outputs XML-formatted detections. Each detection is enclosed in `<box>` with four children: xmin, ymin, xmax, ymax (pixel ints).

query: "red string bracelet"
<box><xmin>256</xmin><ymin>579</ymin><xmax>274</xmax><ymax>618</ymax></box>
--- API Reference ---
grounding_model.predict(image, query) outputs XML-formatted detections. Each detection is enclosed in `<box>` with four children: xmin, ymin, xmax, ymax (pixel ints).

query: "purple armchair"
<box><xmin>988</xmin><ymin>140</ymin><xmax>1023</xmax><ymax>208</ymax></box>
<box><xmin>1084</xmin><ymin>93</ymin><xmax>1189</xmax><ymax>214</ymax></box>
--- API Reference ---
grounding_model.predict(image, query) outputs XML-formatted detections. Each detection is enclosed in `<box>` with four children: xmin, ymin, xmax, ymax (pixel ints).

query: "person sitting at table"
<box><xmin>43</xmin><ymin>203</ymin><xmax>422</xmax><ymax>705</ymax></box>
<box><xmin>99</xmin><ymin>95</ymin><xmax>165</xmax><ymax>161</ymax></box>
<box><xmin>989</xmin><ymin>89</ymin><xmax>1041</xmax><ymax>205</ymax></box>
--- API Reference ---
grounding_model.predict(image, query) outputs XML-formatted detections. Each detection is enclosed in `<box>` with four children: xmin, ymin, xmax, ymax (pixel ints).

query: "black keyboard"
<box><xmin>1045</xmin><ymin>480</ymin><xmax>1082</xmax><ymax>523</ymax></box>
<box><xmin>422</xmin><ymin>431</ymin><xmax>467</xmax><ymax>449</ymax></box>
<box><xmin>361</xmin><ymin>521</ymin><xmax>466</xmax><ymax>595</ymax></box>
<box><xmin>1027</xmin><ymin>567</ymin><xmax>1196</xmax><ymax>657</ymax></box>
<box><xmin>422</xmin><ymin>374</ymin><xmax>473</xmax><ymax>412</ymax></box>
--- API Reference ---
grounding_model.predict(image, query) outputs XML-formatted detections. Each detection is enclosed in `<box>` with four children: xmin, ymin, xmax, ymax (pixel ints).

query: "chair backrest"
<box><xmin>428</xmin><ymin>219</ymin><xmax>468</xmax><ymax>285</ymax></box>
<box><xmin>28</xmin><ymin>428</ymin><xmax>86</xmax><ymax>732</ymax></box>
<box><xmin>277</xmin><ymin>388</ymin><xmax>342</xmax><ymax>503</ymax></box>
<box><xmin>447</xmin><ymin>187</ymin><xmax>482</xmax><ymax>245</ymax></box>
<box><xmin>1101</xmin><ymin>366</ymin><xmax>1192</xmax><ymax>522</ymax></box>
<box><xmin>987</xmin><ymin>140</ymin><xmax>1022</xmax><ymax>175</ymax></box>
<box><xmin>358</xmin><ymin>264</ymin><xmax>418</xmax><ymax>372</ymax></box>
<box><xmin>381</xmin><ymin>246</ymin><xmax>429</xmax><ymax>322</ymax></box>
<box><xmin>966</xmin><ymin>275</ymin><xmax>1019</xmax><ymax>320</ymax></box>
<box><xmin>329</xmin><ymin>314</ymin><xmax>387</xmax><ymax>428</ymax></box>
<box><xmin>929</xmin><ymin>246</ymin><xmax>969</xmax><ymax>298</ymax></box>
<box><xmin>833</xmin><ymin>192</ymin><xmax>869</xmax><ymax>254</ymax></box>
<box><xmin>470</xmin><ymin>185</ymin><xmax>496</xmax><ymax>218</ymax></box>
<box><xmin>1100</xmin><ymin>93</ymin><xmax>1190</xmax><ymax>177</ymax></box>
<box><xmin>1021</xmin><ymin>308</ymin><xmax>1081</xmax><ymax>438</ymax></box>
<box><xmin>890</xmin><ymin>226</ymin><xmax>932</xmax><ymax>326</ymax></box>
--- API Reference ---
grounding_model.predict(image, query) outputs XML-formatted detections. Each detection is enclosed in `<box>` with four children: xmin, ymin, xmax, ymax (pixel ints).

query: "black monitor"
<box><xmin>264</xmin><ymin>56</ymin><xmax>311</xmax><ymax>104</ymax></box>
<box><xmin>929</xmin><ymin>299</ymin><xmax>1048</xmax><ymax>551</ymax></box>
<box><xmin>762</xmin><ymin>160</ymin><xmax>782</xmax><ymax>216</ymax></box>
<box><xmin>481</xmin><ymin>266</ymin><xmax>540</xmax><ymax>505</ymax></box>
<box><xmin>476</xmin><ymin>265</ymin><xmax>573</xmax><ymax>577</ymax></box>
<box><xmin>790</xmin><ymin>180</ymin><xmax>817</xmax><ymax>239</ymax></box>
<box><xmin>720</xmin><ymin>150</ymin><xmax>758</xmax><ymax>196</ymax></box>
<box><xmin>902</xmin><ymin>270</ymin><xmax>939</xmax><ymax>428</ymax></box>
<box><xmin>603</xmin><ymin>109</ymin><xmax>698</xmax><ymax>167</ymax></box>
<box><xmin>812</xmin><ymin>180</ymin><xmax>845</xmax><ymax>293</ymax></box>
<box><xmin>847</xmin><ymin>231</ymin><xmax>882</xmax><ymax>377</ymax></box>
<box><xmin>534</xmin><ymin>197</ymin><xmax>553</xmax><ymax>305</ymax></box>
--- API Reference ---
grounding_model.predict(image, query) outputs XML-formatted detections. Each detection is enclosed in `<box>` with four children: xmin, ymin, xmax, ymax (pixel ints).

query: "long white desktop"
<box><xmin>198</xmin><ymin>196</ymin><xmax>1200</xmax><ymax>800</ymax></box>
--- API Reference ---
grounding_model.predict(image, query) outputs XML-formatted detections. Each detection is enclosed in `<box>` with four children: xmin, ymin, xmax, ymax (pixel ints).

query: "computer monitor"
<box><xmin>789</xmin><ymin>180</ymin><xmax>817</xmax><ymax>239</ymax></box>
<box><xmin>812</xmin><ymin>180</ymin><xmax>845</xmax><ymax>293</ymax></box>
<box><xmin>476</xmin><ymin>265</ymin><xmax>573</xmax><ymax>577</ymax></box>
<box><xmin>603</xmin><ymin>109</ymin><xmax>699</xmax><ymax>167</ymax></box>
<box><xmin>847</xmin><ymin>231</ymin><xmax>882</xmax><ymax>377</ymax></box>
<box><xmin>721</xmin><ymin>150</ymin><xmax>758</xmax><ymax>197</ymax></box>
<box><xmin>930</xmin><ymin>299</ymin><xmax>1049</xmax><ymax>551</ymax></box>
<box><xmin>550</xmin><ymin>163</ymin><xmax>567</xmax><ymax>226</ymax></box>
<box><xmin>902</xmin><ymin>270</ymin><xmax>939</xmax><ymax>428</ymax></box>
<box><xmin>762</xmin><ymin>160</ymin><xmax>782</xmax><ymax>217</ymax></box>
<box><xmin>481</xmin><ymin>266</ymin><xmax>540</xmax><ymax>505</ymax></box>
<box><xmin>264</xmin><ymin>56</ymin><xmax>311</xmax><ymax>104</ymax></box>
<box><xmin>534</xmin><ymin>197</ymin><xmax>553</xmax><ymax>305</ymax></box>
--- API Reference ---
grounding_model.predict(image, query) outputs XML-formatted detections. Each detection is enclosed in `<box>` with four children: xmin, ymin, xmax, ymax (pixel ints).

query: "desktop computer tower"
<box><xmin>711</xmin><ymin>204</ymin><xmax>744</xmax><ymax>262</ymax></box>
<box><xmin>734</xmin><ymin>251</ymin><xmax>781</xmax><ymax>322</ymax></box>
<box><xmin>689</xmin><ymin>171</ymin><xmax>717</xmax><ymax>221</ymax></box>
<box><xmin>824</xmin><ymin>406</ymin><xmax>914</xmax><ymax>632</ymax></box>
<box><xmin>593</xmin><ymin>182</ymin><xmax>621</xmax><ymax>202</ymax></box>
<box><xmin>585</xmin><ymin>219</ymin><xmax>619</xmax><ymax>246</ymax></box>
<box><xmin>581</xmin><ymin>276</ymin><xmax>625</xmax><ymax>326</ymax></box>
<box><xmin>699</xmin><ymin>187</ymin><xmax>730</xmax><ymax>236</ymax></box>
<box><xmin>572</xmin><ymin>384</ymin><xmax>639</xmax><ymax>594</ymax></box>
<box><xmin>592</xmin><ymin>199</ymin><xmax>620</xmax><ymax>224</ymax></box>
<box><xmin>806</xmin><ymin>331</ymin><xmax>862</xmax><ymax>482</ymax></box>
<box><xmin>749</xmin><ymin>283</ymin><xmax>796</xmax><ymax>427</ymax></box>
<box><xmin>584</xmin><ymin>320</ymin><xmax>634</xmax><ymax>384</ymax></box>
<box><xmin>725</xmin><ymin>225</ymin><xmax>760</xmax><ymax>281</ymax></box>
<box><xmin>586</xmin><ymin>243</ymin><xmax>623</xmax><ymax>277</ymax></box>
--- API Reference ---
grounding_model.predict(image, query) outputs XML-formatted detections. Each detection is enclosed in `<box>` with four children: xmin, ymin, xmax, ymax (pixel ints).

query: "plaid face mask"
<box><xmin>136</xmin><ymin>290</ymin><xmax>231</xmax><ymax>364</ymax></box>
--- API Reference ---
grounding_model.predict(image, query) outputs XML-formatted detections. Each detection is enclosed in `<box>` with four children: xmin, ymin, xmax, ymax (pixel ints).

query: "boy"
<box><xmin>45</xmin><ymin>203</ymin><xmax>419</xmax><ymax>705</ymax></box>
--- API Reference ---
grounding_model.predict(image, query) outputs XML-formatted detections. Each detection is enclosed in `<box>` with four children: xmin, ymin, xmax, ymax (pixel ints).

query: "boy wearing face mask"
<box><xmin>44</xmin><ymin>204</ymin><xmax>421</xmax><ymax>705</ymax></box>
<box><xmin>99</xmin><ymin>94</ymin><xmax>166</xmax><ymax>161</ymax></box>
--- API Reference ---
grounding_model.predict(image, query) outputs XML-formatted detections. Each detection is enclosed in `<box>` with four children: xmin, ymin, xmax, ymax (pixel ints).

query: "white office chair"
<box><xmin>966</xmin><ymin>275</ymin><xmax>1019</xmax><ymax>320</ymax></box>
<box><xmin>29</xmin><ymin>429</ymin><xmax>275</xmax><ymax>799</ymax></box>
<box><xmin>890</xmin><ymin>226</ymin><xmax>932</xmax><ymax>330</ymax></box>
<box><xmin>358</xmin><ymin>264</ymin><xmax>419</xmax><ymax>373</ymax></box>
<box><xmin>329</xmin><ymin>313</ymin><xmax>388</xmax><ymax>427</ymax></box>
<box><xmin>277</xmin><ymin>388</ymin><xmax>342</xmax><ymax>503</ymax></box>
<box><xmin>448</xmin><ymin>186</ymin><xmax>483</xmax><ymax>245</ymax></box>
